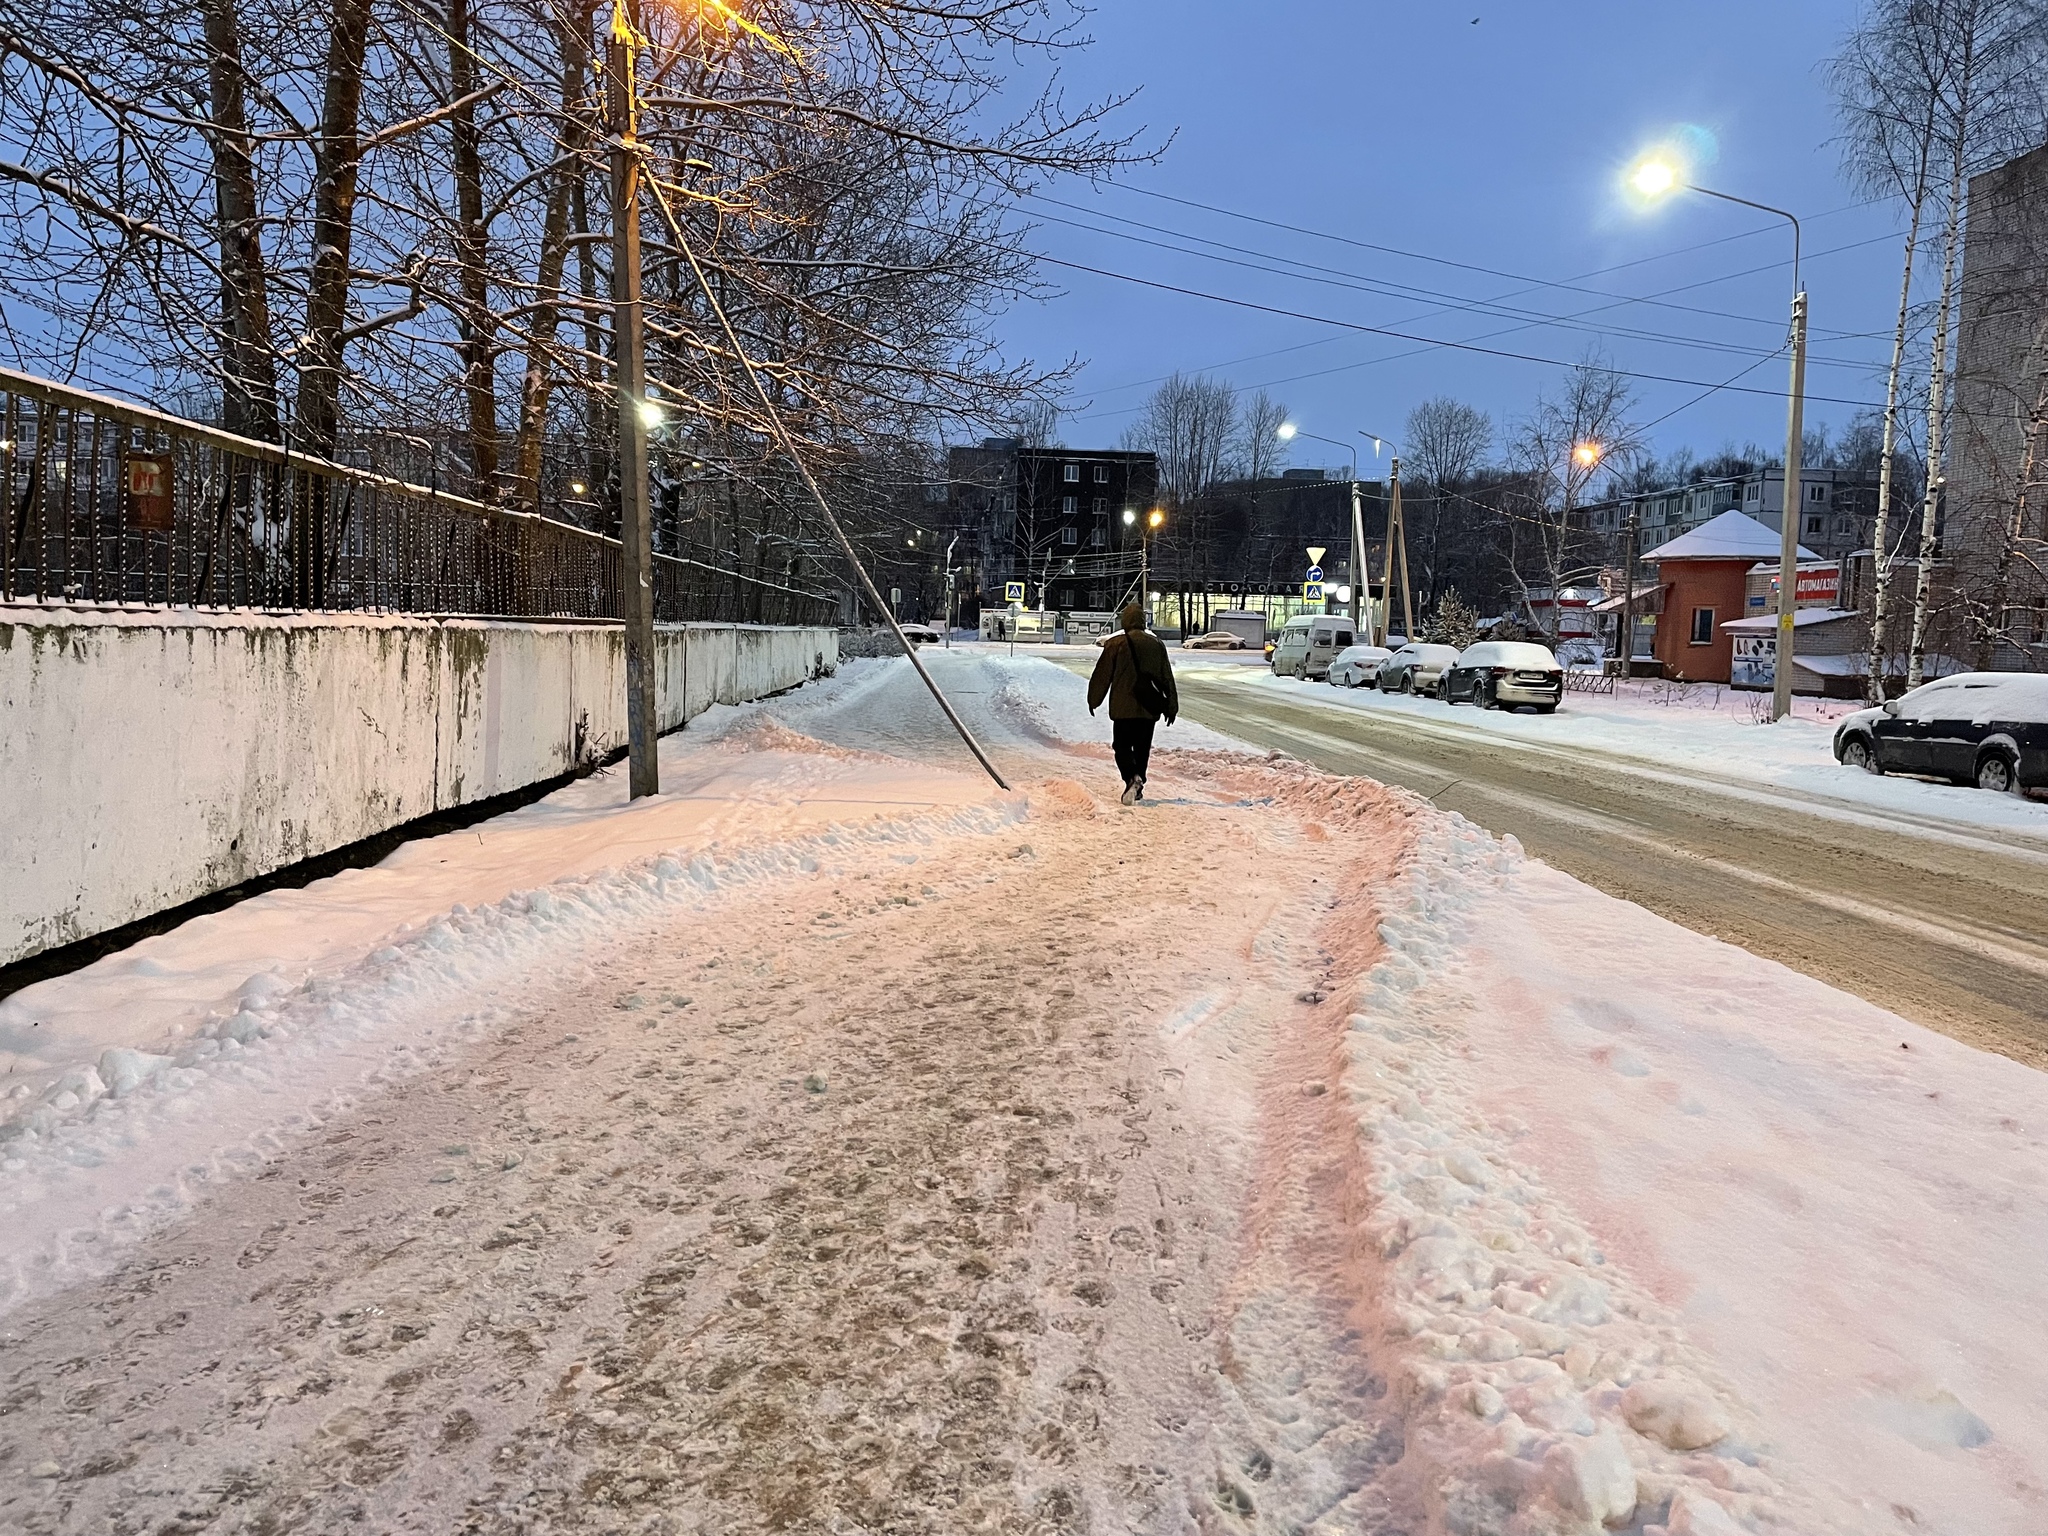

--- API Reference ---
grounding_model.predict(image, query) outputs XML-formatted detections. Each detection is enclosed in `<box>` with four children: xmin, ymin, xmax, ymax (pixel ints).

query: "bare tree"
<box><xmin>1404</xmin><ymin>396</ymin><xmax>1493</xmax><ymax>612</ymax></box>
<box><xmin>1506</xmin><ymin>356</ymin><xmax>1641</xmax><ymax>644</ymax></box>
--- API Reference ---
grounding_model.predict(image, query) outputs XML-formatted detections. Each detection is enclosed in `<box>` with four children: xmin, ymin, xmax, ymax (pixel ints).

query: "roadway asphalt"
<box><xmin>1080</xmin><ymin>661</ymin><xmax>2048</xmax><ymax>1069</ymax></box>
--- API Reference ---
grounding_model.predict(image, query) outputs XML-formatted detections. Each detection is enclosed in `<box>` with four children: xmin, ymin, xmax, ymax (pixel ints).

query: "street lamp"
<box><xmin>1630</xmin><ymin>151</ymin><xmax>1808</xmax><ymax>722</ymax></box>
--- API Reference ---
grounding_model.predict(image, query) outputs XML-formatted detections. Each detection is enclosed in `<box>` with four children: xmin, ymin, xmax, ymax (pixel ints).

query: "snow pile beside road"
<box><xmin>1344</xmin><ymin>814</ymin><xmax>1840</xmax><ymax>1536</ymax></box>
<box><xmin>0</xmin><ymin>795</ymin><xmax>1024</xmax><ymax>1312</ymax></box>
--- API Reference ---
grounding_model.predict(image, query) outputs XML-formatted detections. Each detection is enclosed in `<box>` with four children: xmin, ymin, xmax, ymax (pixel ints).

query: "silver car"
<box><xmin>1327</xmin><ymin>644</ymin><xmax>1392</xmax><ymax>687</ymax></box>
<box><xmin>1375</xmin><ymin>642</ymin><xmax>1462</xmax><ymax>696</ymax></box>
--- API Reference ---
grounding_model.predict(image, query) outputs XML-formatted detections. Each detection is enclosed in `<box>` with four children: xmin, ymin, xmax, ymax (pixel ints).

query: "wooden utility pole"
<box><xmin>1377</xmin><ymin>458</ymin><xmax>1415</xmax><ymax>645</ymax></box>
<box><xmin>1348</xmin><ymin>479</ymin><xmax>1366</xmax><ymax>632</ymax></box>
<box><xmin>607</xmin><ymin>0</ymin><xmax>658</xmax><ymax>798</ymax></box>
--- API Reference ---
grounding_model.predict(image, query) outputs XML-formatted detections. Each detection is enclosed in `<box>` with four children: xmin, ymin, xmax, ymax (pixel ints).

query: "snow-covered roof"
<box><xmin>1719</xmin><ymin>607</ymin><xmax>1859</xmax><ymax>633</ymax></box>
<box><xmin>1645</xmin><ymin>510</ymin><xmax>1817</xmax><ymax>563</ymax></box>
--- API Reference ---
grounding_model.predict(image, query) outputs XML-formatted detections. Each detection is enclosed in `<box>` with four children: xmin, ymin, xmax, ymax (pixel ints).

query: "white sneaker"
<box><xmin>1120</xmin><ymin>779</ymin><xmax>1140</xmax><ymax>806</ymax></box>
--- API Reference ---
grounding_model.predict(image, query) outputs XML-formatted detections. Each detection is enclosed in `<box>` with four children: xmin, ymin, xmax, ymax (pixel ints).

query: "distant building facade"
<box><xmin>944</xmin><ymin>440</ymin><xmax>1158</xmax><ymax>616</ymax></box>
<box><xmin>1580</xmin><ymin>466</ymin><xmax>1880</xmax><ymax>565</ymax></box>
<box><xmin>1950</xmin><ymin>141</ymin><xmax>2048</xmax><ymax>670</ymax></box>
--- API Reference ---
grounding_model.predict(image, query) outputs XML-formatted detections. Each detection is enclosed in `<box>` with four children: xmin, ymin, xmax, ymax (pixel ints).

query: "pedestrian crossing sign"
<box><xmin>1004</xmin><ymin>581</ymin><xmax>1026</xmax><ymax>604</ymax></box>
<box><xmin>1302</xmin><ymin>581</ymin><xmax>1325</xmax><ymax>601</ymax></box>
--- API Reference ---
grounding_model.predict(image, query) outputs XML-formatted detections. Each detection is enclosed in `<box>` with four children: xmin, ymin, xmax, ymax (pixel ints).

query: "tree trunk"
<box><xmin>448</xmin><ymin>0</ymin><xmax>498</xmax><ymax>497</ymax></box>
<box><xmin>294</xmin><ymin>0</ymin><xmax>374</xmax><ymax>458</ymax></box>
<box><xmin>1865</xmin><ymin>168</ymin><xmax>1930</xmax><ymax>701</ymax></box>
<box><xmin>1908</xmin><ymin>45</ymin><xmax>1975</xmax><ymax>690</ymax></box>
<box><xmin>511</xmin><ymin>1</ymin><xmax>592</xmax><ymax>506</ymax></box>
<box><xmin>202</xmin><ymin>0</ymin><xmax>278</xmax><ymax>441</ymax></box>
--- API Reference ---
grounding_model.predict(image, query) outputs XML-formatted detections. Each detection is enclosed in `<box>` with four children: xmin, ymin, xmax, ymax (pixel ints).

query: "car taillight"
<box><xmin>1490</xmin><ymin>667</ymin><xmax>1509</xmax><ymax>678</ymax></box>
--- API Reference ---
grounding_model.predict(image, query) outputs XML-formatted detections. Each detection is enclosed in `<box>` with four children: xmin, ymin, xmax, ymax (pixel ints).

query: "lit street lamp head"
<box><xmin>1147</xmin><ymin>509</ymin><xmax>1165</xmax><ymax>530</ymax></box>
<box><xmin>1572</xmin><ymin>442</ymin><xmax>1603</xmax><ymax>469</ymax></box>
<box><xmin>1629</xmin><ymin>157</ymin><xmax>1680</xmax><ymax>198</ymax></box>
<box><xmin>1122</xmin><ymin>507</ymin><xmax>1136</xmax><ymax>526</ymax></box>
<box><xmin>1276</xmin><ymin>422</ymin><xmax>1298</xmax><ymax>441</ymax></box>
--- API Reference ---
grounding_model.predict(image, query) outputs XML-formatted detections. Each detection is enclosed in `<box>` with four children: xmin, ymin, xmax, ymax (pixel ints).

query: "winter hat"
<box><xmin>1118</xmin><ymin>603</ymin><xmax>1144</xmax><ymax>630</ymax></box>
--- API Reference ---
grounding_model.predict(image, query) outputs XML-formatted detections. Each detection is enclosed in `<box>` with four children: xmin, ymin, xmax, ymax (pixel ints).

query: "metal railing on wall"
<box><xmin>0</xmin><ymin>367</ymin><xmax>838</xmax><ymax>628</ymax></box>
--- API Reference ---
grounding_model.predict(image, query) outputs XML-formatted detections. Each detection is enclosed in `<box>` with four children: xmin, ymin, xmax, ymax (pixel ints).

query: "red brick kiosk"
<box><xmin>1642</xmin><ymin>510</ymin><xmax>1817</xmax><ymax>684</ymax></box>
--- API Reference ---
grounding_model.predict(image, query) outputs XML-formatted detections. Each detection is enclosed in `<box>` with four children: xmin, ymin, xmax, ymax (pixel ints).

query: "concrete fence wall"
<box><xmin>0</xmin><ymin>608</ymin><xmax>838</xmax><ymax>965</ymax></box>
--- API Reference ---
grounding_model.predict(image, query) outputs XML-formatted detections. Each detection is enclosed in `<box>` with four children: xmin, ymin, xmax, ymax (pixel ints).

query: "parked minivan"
<box><xmin>1442</xmin><ymin>640</ymin><xmax>1565</xmax><ymax>712</ymax></box>
<box><xmin>1271</xmin><ymin>615</ymin><xmax>1357</xmax><ymax>680</ymax></box>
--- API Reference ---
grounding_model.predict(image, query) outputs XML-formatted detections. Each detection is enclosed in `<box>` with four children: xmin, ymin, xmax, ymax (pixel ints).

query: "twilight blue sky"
<box><xmin>994</xmin><ymin>0</ymin><xmax>1913</xmax><ymax>472</ymax></box>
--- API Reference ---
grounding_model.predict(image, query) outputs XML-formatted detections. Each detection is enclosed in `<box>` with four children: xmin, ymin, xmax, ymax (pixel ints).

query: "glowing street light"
<box><xmin>1147</xmin><ymin>508</ymin><xmax>1164</xmax><ymax>530</ymax></box>
<box><xmin>1626</xmin><ymin>145</ymin><xmax>1808</xmax><ymax>721</ymax></box>
<box><xmin>1572</xmin><ymin>442</ymin><xmax>1603</xmax><ymax>469</ymax></box>
<box><xmin>1276</xmin><ymin>422</ymin><xmax>1298</xmax><ymax>441</ymax></box>
<box><xmin>1122</xmin><ymin>507</ymin><xmax>1137</xmax><ymax>526</ymax></box>
<box><xmin>569</xmin><ymin>479</ymin><xmax>588</xmax><ymax>496</ymax></box>
<box><xmin>1629</xmin><ymin>157</ymin><xmax>1679</xmax><ymax>198</ymax></box>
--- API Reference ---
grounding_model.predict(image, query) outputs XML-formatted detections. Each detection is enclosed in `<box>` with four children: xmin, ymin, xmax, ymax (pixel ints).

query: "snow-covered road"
<box><xmin>2</xmin><ymin>653</ymin><xmax>2043</xmax><ymax>1535</ymax></box>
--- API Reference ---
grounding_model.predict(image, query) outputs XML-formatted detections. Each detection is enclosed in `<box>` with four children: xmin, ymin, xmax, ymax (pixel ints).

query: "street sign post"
<box><xmin>1004</xmin><ymin>581</ymin><xmax>1025</xmax><ymax>604</ymax></box>
<box><xmin>1303</xmin><ymin>581</ymin><xmax>1325</xmax><ymax>602</ymax></box>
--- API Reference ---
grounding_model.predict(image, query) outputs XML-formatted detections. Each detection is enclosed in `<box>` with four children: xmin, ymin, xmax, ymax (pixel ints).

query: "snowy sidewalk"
<box><xmin>1</xmin><ymin>653</ymin><xmax>2042</xmax><ymax>1535</ymax></box>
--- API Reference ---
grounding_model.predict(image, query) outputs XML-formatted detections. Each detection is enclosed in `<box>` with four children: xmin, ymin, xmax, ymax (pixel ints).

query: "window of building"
<box><xmin>1088</xmin><ymin>526</ymin><xmax>1105</xmax><ymax>547</ymax></box>
<box><xmin>1092</xmin><ymin>497</ymin><xmax>1106</xmax><ymax>515</ymax></box>
<box><xmin>1061</xmin><ymin>526</ymin><xmax>1078</xmax><ymax>547</ymax></box>
<box><xmin>1808</xmin><ymin>482</ymin><xmax>1827</xmax><ymax>502</ymax></box>
<box><xmin>1690</xmin><ymin>606</ymin><xmax>1715</xmax><ymax>645</ymax></box>
<box><xmin>1089</xmin><ymin>588</ymin><xmax>1107</xmax><ymax>608</ymax></box>
<box><xmin>1805</xmin><ymin>515</ymin><xmax>1824</xmax><ymax>535</ymax></box>
<box><xmin>1063</xmin><ymin>463</ymin><xmax>1079</xmax><ymax>482</ymax></box>
<box><xmin>1061</xmin><ymin>495</ymin><xmax>1076</xmax><ymax>515</ymax></box>
<box><xmin>1093</xmin><ymin>464</ymin><xmax>1109</xmax><ymax>484</ymax></box>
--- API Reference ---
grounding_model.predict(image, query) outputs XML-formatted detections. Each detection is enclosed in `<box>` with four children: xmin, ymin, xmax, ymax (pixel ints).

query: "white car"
<box><xmin>1183</xmin><ymin>630</ymin><xmax>1247</xmax><ymax>651</ymax></box>
<box><xmin>895</xmin><ymin>621</ymin><xmax>941</xmax><ymax>645</ymax></box>
<box><xmin>1327</xmin><ymin>644</ymin><xmax>1392</xmax><ymax>687</ymax></box>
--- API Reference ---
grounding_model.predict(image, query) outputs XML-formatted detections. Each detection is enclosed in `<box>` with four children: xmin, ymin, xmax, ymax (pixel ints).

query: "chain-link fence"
<box><xmin>0</xmin><ymin>367</ymin><xmax>839</xmax><ymax>626</ymax></box>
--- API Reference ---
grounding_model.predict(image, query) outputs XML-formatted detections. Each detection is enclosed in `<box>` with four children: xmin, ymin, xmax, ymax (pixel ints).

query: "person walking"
<box><xmin>1087</xmin><ymin>602</ymin><xmax>1179</xmax><ymax>805</ymax></box>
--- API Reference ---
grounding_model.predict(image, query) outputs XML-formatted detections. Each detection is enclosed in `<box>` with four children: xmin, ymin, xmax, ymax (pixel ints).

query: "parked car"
<box><xmin>1375</xmin><ymin>642</ymin><xmax>1462</xmax><ymax>696</ymax></box>
<box><xmin>1327</xmin><ymin>644</ymin><xmax>1393</xmax><ymax>687</ymax></box>
<box><xmin>1442</xmin><ymin>640</ymin><xmax>1565</xmax><ymax>712</ymax></box>
<box><xmin>895</xmin><ymin>621</ymin><xmax>941</xmax><ymax>645</ymax></box>
<box><xmin>1833</xmin><ymin>672</ymin><xmax>2048</xmax><ymax>792</ymax></box>
<box><xmin>1270</xmin><ymin>615</ymin><xmax>1359</xmax><ymax>680</ymax></box>
<box><xmin>1183</xmin><ymin>630</ymin><xmax>1247</xmax><ymax>651</ymax></box>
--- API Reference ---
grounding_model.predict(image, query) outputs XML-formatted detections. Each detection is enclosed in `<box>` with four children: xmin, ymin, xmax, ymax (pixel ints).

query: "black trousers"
<box><xmin>1112</xmin><ymin>717</ymin><xmax>1156</xmax><ymax>784</ymax></box>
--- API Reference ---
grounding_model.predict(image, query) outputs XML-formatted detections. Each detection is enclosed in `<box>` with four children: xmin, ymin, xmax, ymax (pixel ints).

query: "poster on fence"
<box><xmin>124</xmin><ymin>453</ymin><xmax>174</xmax><ymax>531</ymax></box>
<box><xmin>1731</xmin><ymin>634</ymin><xmax>1775</xmax><ymax>689</ymax></box>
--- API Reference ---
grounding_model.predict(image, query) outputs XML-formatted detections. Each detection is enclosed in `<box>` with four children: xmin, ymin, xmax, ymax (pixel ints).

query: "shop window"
<box><xmin>1690</xmin><ymin>606</ymin><xmax>1715</xmax><ymax>645</ymax></box>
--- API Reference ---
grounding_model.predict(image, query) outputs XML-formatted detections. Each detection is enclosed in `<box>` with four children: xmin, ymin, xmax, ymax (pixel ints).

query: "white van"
<box><xmin>1270</xmin><ymin>615</ymin><xmax>1358</xmax><ymax>680</ymax></box>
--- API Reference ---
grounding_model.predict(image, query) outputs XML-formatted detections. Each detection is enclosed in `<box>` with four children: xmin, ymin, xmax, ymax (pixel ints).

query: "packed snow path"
<box><xmin>3</xmin><ymin>653</ymin><xmax>2044</xmax><ymax>1535</ymax></box>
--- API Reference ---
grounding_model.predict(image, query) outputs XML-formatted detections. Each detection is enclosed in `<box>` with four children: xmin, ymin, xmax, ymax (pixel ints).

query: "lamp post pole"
<box><xmin>606</xmin><ymin>0</ymin><xmax>658</xmax><ymax>797</ymax></box>
<box><xmin>1650</xmin><ymin>173</ymin><xmax>1806</xmax><ymax>720</ymax></box>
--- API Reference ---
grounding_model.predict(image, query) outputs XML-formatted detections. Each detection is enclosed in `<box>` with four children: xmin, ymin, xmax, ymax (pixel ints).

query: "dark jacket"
<box><xmin>1088</xmin><ymin>628</ymin><xmax>1179</xmax><ymax>722</ymax></box>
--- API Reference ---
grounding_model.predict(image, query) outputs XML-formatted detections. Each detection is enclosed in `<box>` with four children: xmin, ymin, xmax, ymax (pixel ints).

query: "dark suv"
<box><xmin>1832</xmin><ymin>674</ymin><xmax>2048</xmax><ymax>793</ymax></box>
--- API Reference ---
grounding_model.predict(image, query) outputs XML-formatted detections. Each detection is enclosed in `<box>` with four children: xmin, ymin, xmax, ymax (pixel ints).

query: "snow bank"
<box><xmin>1342</xmin><ymin>815</ymin><xmax>1823</xmax><ymax>1535</ymax></box>
<box><xmin>1341</xmin><ymin>805</ymin><xmax>2048</xmax><ymax>1534</ymax></box>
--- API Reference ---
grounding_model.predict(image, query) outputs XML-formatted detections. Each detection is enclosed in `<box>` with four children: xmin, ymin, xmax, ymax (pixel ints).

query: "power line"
<box><xmin>1037</xmin><ymin>253</ymin><xmax>1888</xmax><ymax>413</ymax></box>
<box><xmin>1019</xmin><ymin>202</ymin><xmax>1889</xmax><ymax>374</ymax></box>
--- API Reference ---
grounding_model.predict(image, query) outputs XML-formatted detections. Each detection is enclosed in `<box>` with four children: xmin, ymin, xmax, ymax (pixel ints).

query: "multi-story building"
<box><xmin>944</xmin><ymin>440</ymin><xmax>1159</xmax><ymax>616</ymax></box>
<box><xmin>1950</xmin><ymin>141</ymin><xmax>2048</xmax><ymax>670</ymax></box>
<box><xmin>1580</xmin><ymin>467</ymin><xmax>1880</xmax><ymax>565</ymax></box>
